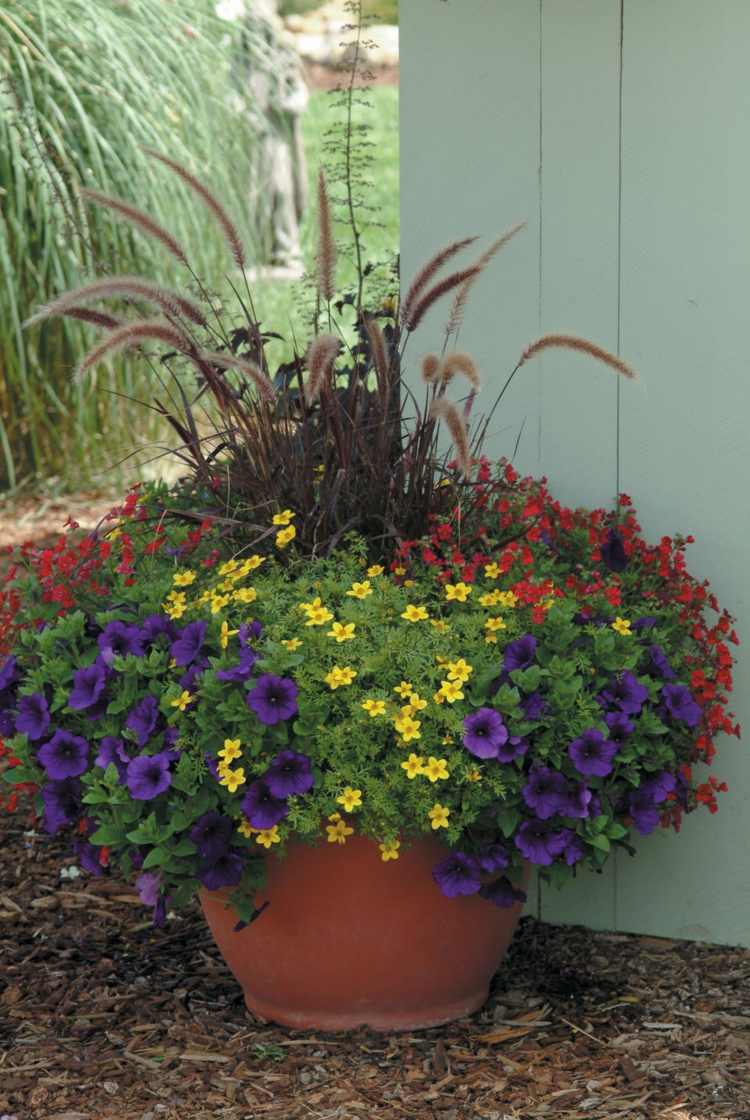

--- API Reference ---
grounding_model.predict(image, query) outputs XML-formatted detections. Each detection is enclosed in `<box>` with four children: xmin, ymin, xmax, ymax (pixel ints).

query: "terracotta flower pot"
<box><xmin>200</xmin><ymin>834</ymin><xmax>528</xmax><ymax>1031</ymax></box>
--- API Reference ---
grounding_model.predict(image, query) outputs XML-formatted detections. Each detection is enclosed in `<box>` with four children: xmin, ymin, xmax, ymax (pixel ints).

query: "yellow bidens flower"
<box><xmin>393</xmin><ymin>565</ymin><xmax>406</xmax><ymax>576</ymax></box>
<box><xmin>233</xmin><ymin>587</ymin><xmax>258</xmax><ymax>604</ymax></box>
<box><xmin>326</xmin><ymin>817</ymin><xmax>354</xmax><ymax>844</ymax></box>
<box><xmin>429</xmin><ymin>618</ymin><xmax>450</xmax><ymax>633</ymax></box>
<box><xmin>327</xmin><ymin>621</ymin><xmax>356</xmax><ymax>643</ymax></box>
<box><xmin>428</xmin><ymin>803</ymin><xmax>451</xmax><ymax>830</ymax></box>
<box><xmin>272</xmin><ymin>509</ymin><xmax>295</xmax><ymax>526</ymax></box>
<box><xmin>220</xmin><ymin>621</ymin><xmax>238</xmax><ymax>649</ymax></box>
<box><xmin>445</xmin><ymin>582</ymin><xmax>472</xmax><ymax>602</ymax></box>
<box><xmin>394</xmin><ymin>681</ymin><xmax>414</xmax><ymax>699</ymax></box>
<box><xmin>497</xmin><ymin>590</ymin><xmax>518</xmax><ymax>608</ymax></box>
<box><xmin>401</xmin><ymin>604</ymin><xmax>429</xmax><ymax>622</ymax></box>
<box><xmin>401</xmin><ymin>753</ymin><xmax>425</xmax><ymax>779</ymax></box>
<box><xmin>393</xmin><ymin>713</ymin><xmax>421</xmax><ymax>742</ymax></box>
<box><xmin>282</xmin><ymin>638</ymin><xmax>302</xmax><ymax>651</ymax></box>
<box><xmin>361</xmin><ymin>698</ymin><xmax>386</xmax><ymax>717</ymax></box>
<box><xmin>210</xmin><ymin>594</ymin><xmax>230</xmax><ymax>615</ymax></box>
<box><xmin>367</xmin><ymin>564</ymin><xmax>384</xmax><ymax>578</ymax></box>
<box><xmin>405</xmin><ymin>692</ymin><xmax>427</xmax><ymax>711</ymax></box>
<box><xmin>237</xmin><ymin>819</ymin><xmax>256</xmax><ymax>838</ymax></box>
<box><xmin>612</xmin><ymin>616</ymin><xmax>632</xmax><ymax>636</ymax></box>
<box><xmin>219</xmin><ymin>767</ymin><xmax>246</xmax><ymax>793</ymax></box>
<box><xmin>336</xmin><ymin>787</ymin><xmax>363</xmax><ymax>812</ymax></box>
<box><xmin>484</xmin><ymin>562</ymin><xmax>501</xmax><ymax>579</ymax></box>
<box><xmin>163</xmin><ymin>591</ymin><xmax>187</xmax><ymax>620</ymax></box>
<box><xmin>173</xmin><ymin>570</ymin><xmax>197</xmax><ymax>587</ymax></box>
<box><xmin>446</xmin><ymin>658</ymin><xmax>473</xmax><ymax>683</ymax></box>
<box><xmin>480</xmin><ymin>590</ymin><xmax>504</xmax><ymax>607</ymax></box>
<box><xmin>466</xmin><ymin>768</ymin><xmax>482</xmax><ymax>783</ymax></box>
<box><xmin>485</xmin><ymin>616</ymin><xmax>507</xmax><ymax>632</ymax></box>
<box><xmin>435</xmin><ymin>679</ymin><xmax>464</xmax><ymax>704</ymax></box>
<box><xmin>379</xmin><ymin>839</ymin><xmax>400</xmax><ymax>862</ymax></box>
<box><xmin>237</xmin><ymin>555</ymin><xmax>265</xmax><ymax>576</ymax></box>
<box><xmin>219</xmin><ymin>738</ymin><xmax>242</xmax><ymax>763</ymax></box>
<box><xmin>424</xmin><ymin>757</ymin><xmax>450</xmax><ymax>783</ymax></box>
<box><xmin>170</xmin><ymin>690</ymin><xmax>192</xmax><ymax>712</ymax></box>
<box><xmin>276</xmin><ymin>525</ymin><xmax>296</xmax><ymax>549</ymax></box>
<box><xmin>346</xmin><ymin>580</ymin><xmax>373</xmax><ymax>600</ymax></box>
<box><xmin>256</xmin><ymin>826</ymin><xmax>281</xmax><ymax>848</ymax></box>
<box><xmin>325</xmin><ymin>665</ymin><xmax>358</xmax><ymax>690</ymax></box>
<box><xmin>305</xmin><ymin>605</ymin><xmax>334</xmax><ymax>627</ymax></box>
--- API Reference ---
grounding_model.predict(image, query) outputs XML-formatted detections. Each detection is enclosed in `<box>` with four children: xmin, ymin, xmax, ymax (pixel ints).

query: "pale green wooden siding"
<box><xmin>401</xmin><ymin>0</ymin><xmax>750</xmax><ymax>946</ymax></box>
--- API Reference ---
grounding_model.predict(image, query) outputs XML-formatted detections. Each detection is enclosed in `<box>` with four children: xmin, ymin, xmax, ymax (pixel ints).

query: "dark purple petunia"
<box><xmin>38</xmin><ymin>731</ymin><xmax>89</xmax><ymax>780</ymax></box>
<box><xmin>190</xmin><ymin>811</ymin><xmax>234</xmax><ymax>861</ymax></box>
<box><xmin>633</xmin><ymin>616</ymin><xmax>658</xmax><ymax>632</ymax></box>
<box><xmin>216</xmin><ymin>646</ymin><xmax>258</xmax><ymax>683</ymax></box>
<box><xmin>73</xmin><ymin>839</ymin><xmax>105</xmax><ymax>877</ymax></box>
<box><xmin>0</xmin><ymin>655</ymin><xmax>20</xmax><ymax>695</ymax></box>
<box><xmin>41</xmin><ymin>778</ymin><xmax>81</xmax><ymax>834</ymax></box>
<box><xmin>503</xmin><ymin>634</ymin><xmax>537</xmax><ymax>674</ymax></box>
<box><xmin>241</xmin><ymin>780</ymin><xmax>290</xmax><ymax>829</ymax></box>
<box><xmin>180</xmin><ymin>657</ymin><xmax>209</xmax><ymax>693</ymax></box>
<box><xmin>462</xmin><ymin>708</ymin><xmax>508</xmax><ymax>759</ymax></box>
<box><xmin>600</xmin><ymin>527</ymin><xmax>628</xmax><ymax>572</ymax></box>
<box><xmin>153</xmin><ymin>893</ymin><xmax>168</xmax><ymax>927</ymax></box>
<box><xmin>598</xmin><ymin>671</ymin><xmax>649</xmax><ymax>716</ymax></box>
<box><xmin>15</xmin><ymin>693</ymin><xmax>50</xmax><ymax>741</ymax></box>
<box><xmin>641</xmin><ymin>770</ymin><xmax>676</xmax><ymax>803</ymax></box>
<box><xmin>126</xmin><ymin>694</ymin><xmax>160</xmax><ymax>747</ymax></box>
<box><xmin>239</xmin><ymin>621</ymin><xmax>263</xmax><ymax>645</ymax></box>
<box><xmin>563</xmin><ymin>835</ymin><xmax>586</xmax><ymax>865</ymax></box>
<box><xmin>522</xmin><ymin>767</ymin><xmax>569</xmax><ymax>819</ymax></box>
<box><xmin>521</xmin><ymin>691</ymin><xmax>548</xmax><ymax>721</ymax></box>
<box><xmin>648</xmin><ymin>643</ymin><xmax>676</xmax><ymax>680</ymax></box>
<box><xmin>170</xmin><ymin>621</ymin><xmax>207</xmax><ymax>668</ymax></box>
<box><xmin>205</xmin><ymin>752</ymin><xmax>222</xmax><ymax>781</ymax></box>
<box><xmin>265</xmin><ymin>750</ymin><xmax>314</xmax><ymax>798</ymax></box>
<box><xmin>661</xmin><ymin>684</ymin><xmax>701</xmax><ymax>728</ymax></box>
<box><xmin>139</xmin><ymin>614</ymin><xmax>177</xmax><ymax>645</ymax></box>
<box><xmin>98</xmin><ymin>621</ymin><xmax>144</xmax><ymax>666</ymax></box>
<box><xmin>515</xmin><ymin>821</ymin><xmax>571</xmax><ymax>866</ymax></box>
<box><xmin>247</xmin><ymin>674</ymin><xmax>298</xmax><ymax>726</ymax></box>
<box><xmin>476</xmin><ymin>842</ymin><xmax>510</xmax><ymax>874</ymax></box>
<box><xmin>94</xmin><ymin>736</ymin><xmax>130</xmax><ymax>781</ymax></box>
<box><xmin>480</xmin><ymin>877</ymin><xmax>527</xmax><ymax>908</ymax></box>
<box><xmin>163</xmin><ymin>727</ymin><xmax>179</xmax><ymax>750</ymax></box>
<box><xmin>568</xmin><ymin>729</ymin><xmax>618</xmax><ymax>778</ymax></box>
<box><xmin>496</xmin><ymin>735</ymin><xmax>529</xmax><ymax>763</ymax></box>
<box><xmin>563</xmin><ymin>782</ymin><xmax>593</xmax><ymax>819</ymax></box>
<box><xmin>199</xmin><ymin>849</ymin><xmax>245</xmax><ymax>891</ymax></box>
<box><xmin>0</xmin><ymin>708</ymin><xmax>17</xmax><ymax>737</ymax></box>
<box><xmin>126</xmin><ymin>752</ymin><xmax>173</xmax><ymax>800</ymax></box>
<box><xmin>628</xmin><ymin>788</ymin><xmax>661</xmax><ymax>835</ymax></box>
<box><xmin>432</xmin><ymin>852</ymin><xmax>482</xmax><ymax>898</ymax></box>
<box><xmin>68</xmin><ymin>661</ymin><xmax>108</xmax><ymax>711</ymax></box>
<box><xmin>605</xmin><ymin>711</ymin><xmax>635</xmax><ymax>744</ymax></box>
<box><xmin>136</xmin><ymin>870</ymin><xmax>161</xmax><ymax>907</ymax></box>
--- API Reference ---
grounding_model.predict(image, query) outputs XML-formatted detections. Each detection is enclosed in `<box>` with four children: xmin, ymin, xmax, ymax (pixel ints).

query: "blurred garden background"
<box><xmin>0</xmin><ymin>0</ymin><xmax>398</xmax><ymax>522</ymax></box>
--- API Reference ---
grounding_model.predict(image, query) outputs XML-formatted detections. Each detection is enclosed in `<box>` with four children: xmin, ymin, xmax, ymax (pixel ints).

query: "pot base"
<box><xmin>243</xmin><ymin>987</ymin><xmax>492</xmax><ymax>1033</ymax></box>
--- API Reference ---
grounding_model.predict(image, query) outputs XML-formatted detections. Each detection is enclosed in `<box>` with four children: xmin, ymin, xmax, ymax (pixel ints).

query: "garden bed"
<box><xmin>1</xmin><ymin>822</ymin><xmax>748</xmax><ymax>1120</ymax></box>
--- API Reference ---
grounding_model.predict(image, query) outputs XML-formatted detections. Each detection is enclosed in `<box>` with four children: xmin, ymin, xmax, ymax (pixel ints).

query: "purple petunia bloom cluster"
<box><xmin>239</xmin><ymin>750</ymin><xmax>314</xmax><ymax>831</ymax></box>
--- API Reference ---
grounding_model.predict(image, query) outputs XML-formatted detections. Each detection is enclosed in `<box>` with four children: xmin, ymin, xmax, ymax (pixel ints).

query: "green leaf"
<box><xmin>588</xmin><ymin>833</ymin><xmax>610</xmax><ymax>852</ymax></box>
<box><xmin>142</xmin><ymin>846</ymin><xmax>169</xmax><ymax>870</ymax></box>
<box><xmin>496</xmin><ymin>805</ymin><xmax>520</xmax><ymax>838</ymax></box>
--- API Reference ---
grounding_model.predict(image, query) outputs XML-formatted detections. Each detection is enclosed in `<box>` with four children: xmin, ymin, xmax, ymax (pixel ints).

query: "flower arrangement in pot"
<box><xmin>0</xmin><ymin>154</ymin><xmax>740</xmax><ymax>1031</ymax></box>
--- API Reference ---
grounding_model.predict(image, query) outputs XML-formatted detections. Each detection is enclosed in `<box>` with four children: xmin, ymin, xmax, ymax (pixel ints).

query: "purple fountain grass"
<box><xmin>24</xmin><ymin>276</ymin><xmax>207</xmax><ymax>329</ymax></box>
<box><xmin>80</xmin><ymin>188</ymin><xmax>189</xmax><ymax>264</ymax></box>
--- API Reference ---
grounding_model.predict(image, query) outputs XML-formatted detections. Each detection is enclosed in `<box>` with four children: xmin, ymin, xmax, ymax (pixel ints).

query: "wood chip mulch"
<box><xmin>1</xmin><ymin>823</ymin><xmax>749</xmax><ymax>1120</ymax></box>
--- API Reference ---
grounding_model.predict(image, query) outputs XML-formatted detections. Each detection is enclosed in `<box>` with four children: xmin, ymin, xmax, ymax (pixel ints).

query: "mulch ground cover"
<box><xmin>1</xmin><ymin>822</ymin><xmax>749</xmax><ymax>1120</ymax></box>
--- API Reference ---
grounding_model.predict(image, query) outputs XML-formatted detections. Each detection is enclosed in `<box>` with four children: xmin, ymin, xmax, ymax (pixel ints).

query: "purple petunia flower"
<box><xmin>136</xmin><ymin>870</ymin><xmax>162</xmax><ymax>907</ymax></box>
<box><xmin>503</xmin><ymin>634</ymin><xmax>537</xmax><ymax>674</ymax></box>
<box><xmin>126</xmin><ymin>695</ymin><xmax>160</xmax><ymax>747</ymax></box>
<box><xmin>605</xmin><ymin>711</ymin><xmax>635</xmax><ymax>744</ymax></box>
<box><xmin>563</xmin><ymin>782</ymin><xmax>593</xmax><ymax>819</ymax></box>
<box><xmin>190</xmin><ymin>811</ymin><xmax>234</xmax><ymax>862</ymax></box>
<box><xmin>180</xmin><ymin>657</ymin><xmax>209</xmax><ymax>693</ymax></box>
<box><xmin>140</xmin><ymin>614</ymin><xmax>177</xmax><ymax>646</ymax></box>
<box><xmin>38</xmin><ymin>731</ymin><xmax>89</xmax><ymax>780</ymax></box>
<box><xmin>648</xmin><ymin>644</ymin><xmax>676</xmax><ymax>680</ymax></box>
<box><xmin>73</xmin><ymin>839</ymin><xmax>104</xmax><ymax>877</ymax></box>
<box><xmin>205</xmin><ymin>752</ymin><xmax>222</xmax><ymax>781</ymax></box>
<box><xmin>633</xmin><ymin>615</ymin><xmax>658</xmax><ymax>632</ymax></box>
<box><xmin>568</xmin><ymin>729</ymin><xmax>619</xmax><ymax>778</ymax></box>
<box><xmin>661</xmin><ymin>684</ymin><xmax>701</xmax><ymax>728</ymax></box>
<box><xmin>600</xmin><ymin>528</ymin><xmax>628</xmax><ymax>572</ymax></box>
<box><xmin>170</xmin><ymin>621</ymin><xmax>207</xmax><ymax>668</ymax></box>
<box><xmin>432</xmin><ymin>852</ymin><xmax>482</xmax><ymax>898</ymax></box>
<box><xmin>598</xmin><ymin>671</ymin><xmax>649</xmax><ymax>716</ymax></box>
<box><xmin>462</xmin><ymin>708</ymin><xmax>508</xmax><ymax>759</ymax></box>
<box><xmin>216</xmin><ymin>646</ymin><xmax>258</xmax><ymax>683</ymax></box>
<box><xmin>0</xmin><ymin>655</ymin><xmax>20</xmax><ymax>695</ymax></box>
<box><xmin>522</xmin><ymin>767</ymin><xmax>569</xmax><ymax>819</ymax></box>
<box><xmin>628</xmin><ymin>788</ymin><xmax>661</xmax><ymax>835</ymax></box>
<box><xmin>94</xmin><ymin>736</ymin><xmax>130</xmax><ymax>781</ymax></box>
<box><xmin>68</xmin><ymin>661</ymin><xmax>108</xmax><ymax>711</ymax></box>
<box><xmin>563</xmin><ymin>835</ymin><xmax>586</xmax><ymax>865</ymax></box>
<box><xmin>199</xmin><ymin>849</ymin><xmax>245</xmax><ymax>891</ymax></box>
<box><xmin>496</xmin><ymin>735</ymin><xmax>529</xmax><ymax>763</ymax></box>
<box><xmin>476</xmin><ymin>842</ymin><xmax>510</xmax><ymax>874</ymax></box>
<box><xmin>241</xmin><ymin>780</ymin><xmax>290</xmax><ymax>830</ymax></box>
<box><xmin>126</xmin><ymin>752</ymin><xmax>172</xmax><ymax>800</ymax></box>
<box><xmin>247</xmin><ymin>674</ymin><xmax>298</xmax><ymax>726</ymax></box>
<box><xmin>521</xmin><ymin>691</ymin><xmax>548</xmax><ymax>721</ymax></box>
<box><xmin>239</xmin><ymin>621</ymin><xmax>263</xmax><ymax>645</ymax></box>
<box><xmin>641</xmin><ymin>770</ymin><xmax>677</xmax><ymax>803</ymax></box>
<box><xmin>41</xmin><ymin>778</ymin><xmax>81</xmax><ymax>834</ymax></box>
<box><xmin>0</xmin><ymin>708</ymin><xmax>17</xmax><ymax>737</ymax></box>
<box><xmin>98</xmin><ymin>621</ymin><xmax>144</xmax><ymax>666</ymax></box>
<box><xmin>15</xmin><ymin>693</ymin><xmax>50</xmax><ymax>741</ymax></box>
<box><xmin>514</xmin><ymin>820</ymin><xmax>571</xmax><ymax>865</ymax></box>
<box><xmin>479</xmin><ymin>877</ymin><xmax>527</xmax><ymax>908</ymax></box>
<box><xmin>265</xmin><ymin>750</ymin><xmax>314</xmax><ymax>798</ymax></box>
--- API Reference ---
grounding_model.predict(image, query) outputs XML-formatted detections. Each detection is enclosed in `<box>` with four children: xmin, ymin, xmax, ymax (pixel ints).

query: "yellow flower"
<box><xmin>173</xmin><ymin>570</ymin><xmax>196</xmax><ymax>587</ymax></box>
<box><xmin>446</xmin><ymin>658</ymin><xmax>473</xmax><ymax>683</ymax></box>
<box><xmin>282</xmin><ymin>638</ymin><xmax>302</xmax><ymax>651</ymax></box>
<box><xmin>238</xmin><ymin>554</ymin><xmax>265</xmax><ymax>576</ymax></box>
<box><xmin>436</xmin><ymin>679</ymin><xmax>464</xmax><ymax>704</ymax></box>
<box><xmin>327</xmin><ymin>621</ymin><xmax>356</xmax><ymax>643</ymax></box>
<box><xmin>401</xmin><ymin>753</ymin><xmax>425</xmax><ymax>779</ymax></box>
<box><xmin>325</xmin><ymin>665</ymin><xmax>358</xmax><ymax>690</ymax></box>
<box><xmin>466</xmin><ymin>768</ymin><xmax>482</xmax><ymax>783</ymax></box>
<box><xmin>394</xmin><ymin>681</ymin><xmax>414</xmax><ymax>699</ymax></box>
<box><xmin>485</xmin><ymin>616</ymin><xmax>507</xmax><ymax>632</ymax></box>
<box><xmin>336</xmin><ymin>787</ymin><xmax>363</xmax><ymax>812</ymax></box>
<box><xmin>406</xmin><ymin>692</ymin><xmax>427</xmax><ymax>711</ymax></box>
<box><xmin>485</xmin><ymin>635</ymin><xmax>497</xmax><ymax>644</ymax></box>
<box><xmin>480</xmin><ymin>590</ymin><xmax>504</xmax><ymax>607</ymax></box>
<box><xmin>326</xmin><ymin>817</ymin><xmax>354</xmax><ymax>845</ymax></box>
<box><xmin>361</xmin><ymin>698</ymin><xmax>386</xmax><ymax>717</ymax></box>
<box><xmin>272</xmin><ymin>509</ymin><xmax>295</xmax><ymax>526</ymax></box>
<box><xmin>305</xmin><ymin>605</ymin><xmax>334</xmax><ymax>627</ymax></box>
<box><xmin>401</xmin><ymin>604</ymin><xmax>429</xmax><ymax>622</ymax></box>
<box><xmin>367</xmin><ymin>565</ymin><xmax>384</xmax><ymax>578</ymax></box>
<box><xmin>164</xmin><ymin>599</ymin><xmax>187</xmax><ymax>620</ymax></box>
<box><xmin>327</xmin><ymin>811</ymin><xmax>342</xmax><ymax>822</ymax></box>
<box><xmin>210</xmin><ymin>594</ymin><xmax>230</xmax><ymax>614</ymax></box>
<box><xmin>220</xmin><ymin>621</ymin><xmax>238</xmax><ymax>650</ymax></box>
<box><xmin>484</xmin><ymin>562</ymin><xmax>501</xmax><ymax>579</ymax></box>
<box><xmin>612</xmin><ymin>616</ymin><xmax>632</xmax><ymax>636</ymax></box>
<box><xmin>424</xmin><ymin>756</ymin><xmax>450</xmax><ymax>782</ymax></box>
<box><xmin>170</xmin><ymin>690</ymin><xmax>192</xmax><ymax>712</ymax></box>
<box><xmin>219</xmin><ymin>767</ymin><xmax>246</xmax><ymax>793</ymax></box>
<box><xmin>233</xmin><ymin>587</ymin><xmax>258</xmax><ymax>604</ymax></box>
<box><xmin>379</xmin><ymin>839</ymin><xmax>400</xmax><ymax>862</ymax></box>
<box><xmin>403</xmin><ymin>579</ymin><xmax>416</xmax><ymax>588</ymax></box>
<box><xmin>497</xmin><ymin>591</ymin><xmax>518</xmax><ymax>608</ymax></box>
<box><xmin>429</xmin><ymin>618</ymin><xmax>450</xmax><ymax>633</ymax></box>
<box><xmin>299</xmin><ymin>596</ymin><xmax>322</xmax><ymax>613</ymax></box>
<box><xmin>441</xmin><ymin>734</ymin><xmax>454</xmax><ymax>745</ymax></box>
<box><xmin>276</xmin><ymin>525</ymin><xmax>296</xmax><ymax>549</ymax></box>
<box><xmin>237</xmin><ymin>819</ymin><xmax>256</xmax><ymax>838</ymax></box>
<box><xmin>393</xmin><ymin>713</ymin><xmax>421</xmax><ymax>742</ymax></box>
<box><xmin>218</xmin><ymin>738</ymin><xmax>242</xmax><ymax>763</ymax></box>
<box><xmin>216</xmin><ymin>579</ymin><xmax>235</xmax><ymax>593</ymax></box>
<box><xmin>218</xmin><ymin>559</ymin><xmax>239</xmax><ymax>577</ymax></box>
<box><xmin>256</xmin><ymin>826</ymin><xmax>281</xmax><ymax>848</ymax></box>
<box><xmin>428</xmin><ymin>803</ymin><xmax>450</xmax><ymax>830</ymax></box>
<box><xmin>346</xmin><ymin>581</ymin><xmax>373</xmax><ymax>600</ymax></box>
<box><xmin>394</xmin><ymin>565</ymin><xmax>406</xmax><ymax>576</ymax></box>
<box><xmin>445</xmin><ymin>582</ymin><xmax>472</xmax><ymax>602</ymax></box>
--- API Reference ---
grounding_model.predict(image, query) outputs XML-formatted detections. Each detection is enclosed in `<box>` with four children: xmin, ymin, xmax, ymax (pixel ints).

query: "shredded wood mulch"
<box><xmin>1</xmin><ymin>823</ymin><xmax>748</xmax><ymax>1120</ymax></box>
